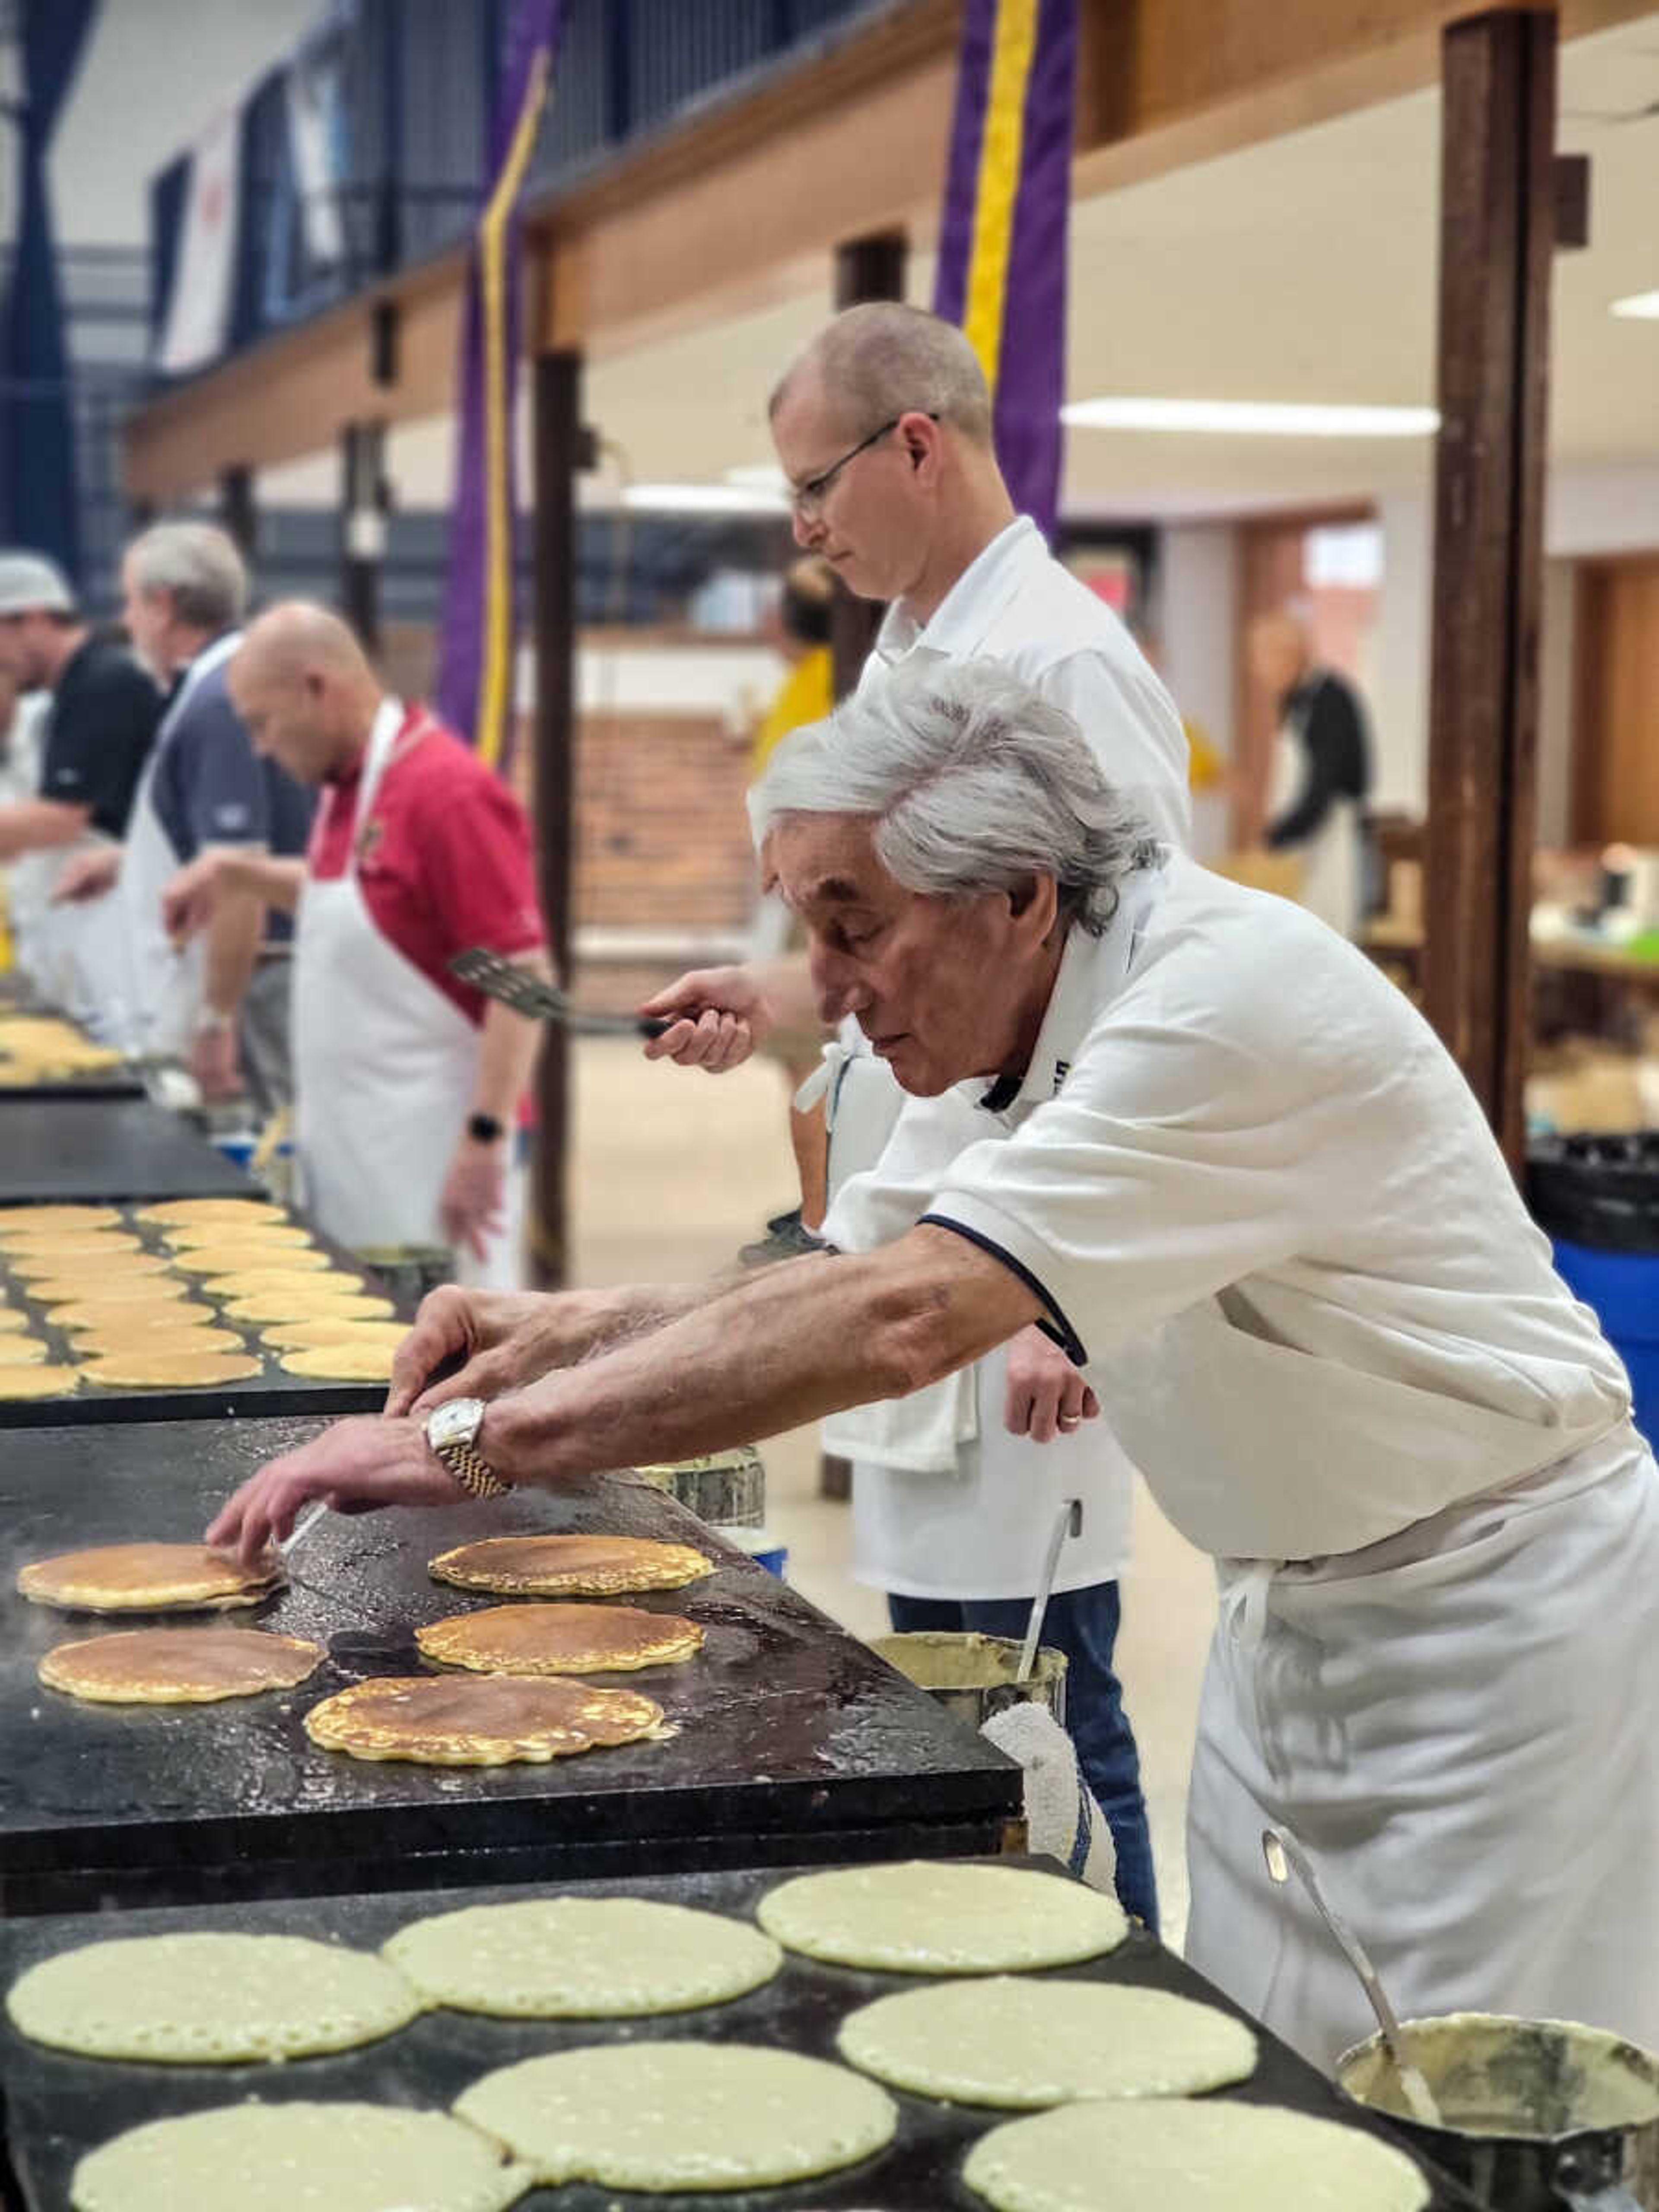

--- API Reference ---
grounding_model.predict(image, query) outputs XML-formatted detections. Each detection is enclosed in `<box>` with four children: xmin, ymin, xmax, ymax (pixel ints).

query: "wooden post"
<box><xmin>1423</xmin><ymin>7</ymin><xmax>1558</xmax><ymax>1173</ymax></box>
<box><xmin>218</xmin><ymin>466</ymin><xmax>257</xmax><ymax>563</ymax></box>
<box><xmin>818</xmin><ymin>229</ymin><xmax>908</xmax><ymax>1502</ymax></box>
<box><xmin>528</xmin><ymin>350</ymin><xmax>582</xmax><ymax>1290</ymax></box>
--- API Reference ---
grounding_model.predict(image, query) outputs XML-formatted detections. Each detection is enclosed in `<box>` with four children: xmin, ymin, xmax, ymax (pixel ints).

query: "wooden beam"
<box><xmin>1423</xmin><ymin>7</ymin><xmax>1557</xmax><ymax>1171</ymax></box>
<box><xmin>528</xmin><ymin>351</ymin><xmax>582</xmax><ymax>1291</ymax></box>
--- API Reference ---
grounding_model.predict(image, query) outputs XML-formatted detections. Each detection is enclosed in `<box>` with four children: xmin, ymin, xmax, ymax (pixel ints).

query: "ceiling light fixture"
<box><xmin>1609</xmin><ymin>290</ymin><xmax>1659</xmax><ymax>320</ymax></box>
<box><xmin>1061</xmin><ymin>397</ymin><xmax>1440</xmax><ymax>438</ymax></box>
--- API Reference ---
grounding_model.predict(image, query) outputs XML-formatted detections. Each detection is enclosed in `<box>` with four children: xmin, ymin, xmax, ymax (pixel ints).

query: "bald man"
<box><xmin>163</xmin><ymin>605</ymin><xmax>548</xmax><ymax>1282</ymax></box>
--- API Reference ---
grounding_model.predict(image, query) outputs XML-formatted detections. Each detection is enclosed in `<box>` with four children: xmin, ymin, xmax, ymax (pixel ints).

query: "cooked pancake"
<box><xmin>80</xmin><ymin>1351</ymin><xmax>261</xmax><ymax>1389</ymax></box>
<box><xmin>0</xmin><ymin>1335</ymin><xmax>48</xmax><ymax>1365</ymax></box>
<box><xmin>68</xmin><ymin>2103</ymin><xmax>529</xmax><ymax>2212</ymax></box>
<box><xmin>222</xmin><ymin>1288</ymin><xmax>393</xmax><ymax>1323</ymax></box>
<box><xmin>384</xmin><ymin>1896</ymin><xmax>781</xmax><ymax>2019</ymax></box>
<box><xmin>429</xmin><ymin>1533</ymin><xmax>713</xmax><ymax>1598</ymax></box>
<box><xmin>0</xmin><ymin>1365</ymin><xmax>78</xmax><ymax>1399</ymax></box>
<box><xmin>4</xmin><ymin>1244</ymin><xmax>159</xmax><ymax>1278</ymax></box>
<box><xmin>46</xmin><ymin>1290</ymin><xmax>202</xmax><ymax>1326</ymax></box>
<box><xmin>172</xmin><ymin>1245</ymin><xmax>334</xmax><ymax>1276</ymax></box>
<box><xmin>264</xmin><ymin>1318</ymin><xmax>409</xmax><ymax>1353</ymax></box>
<box><xmin>838</xmin><ymin>1978</ymin><xmax>1259</xmax><ymax>2107</ymax></box>
<box><xmin>18</xmin><ymin>1542</ymin><xmax>277</xmax><ymax>1613</ymax></box>
<box><xmin>135</xmin><ymin>1200</ymin><xmax>282</xmax><ymax>1227</ymax></box>
<box><xmin>962</xmin><ymin>2100</ymin><xmax>1429</xmax><ymax>2212</ymax></box>
<box><xmin>757</xmin><ymin>1862</ymin><xmax>1129</xmax><ymax>1974</ymax></box>
<box><xmin>280</xmin><ymin>1342</ymin><xmax>394</xmax><ymax>1381</ymax></box>
<box><xmin>39</xmin><ymin>1627</ymin><xmax>323</xmax><ymax>1705</ymax></box>
<box><xmin>416</xmin><ymin>1601</ymin><xmax>703</xmax><ymax>1675</ymax></box>
<box><xmin>305</xmin><ymin>1673</ymin><xmax>663</xmax><ymax>1766</ymax></box>
<box><xmin>0</xmin><ymin>1205</ymin><xmax>123</xmax><ymax>1236</ymax></box>
<box><xmin>0</xmin><ymin>1306</ymin><xmax>36</xmax><ymax>1331</ymax></box>
<box><xmin>9</xmin><ymin>1931</ymin><xmax>418</xmax><ymax>2064</ymax></box>
<box><xmin>453</xmin><ymin>2043</ymin><xmax>897</xmax><ymax>2193</ymax></box>
<box><xmin>162</xmin><ymin>1220</ymin><xmax>313</xmax><ymax>1251</ymax></box>
<box><xmin>71</xmin><ymin>1326</ymin><xmax>244</xmax><ymax>1361</ymax></box>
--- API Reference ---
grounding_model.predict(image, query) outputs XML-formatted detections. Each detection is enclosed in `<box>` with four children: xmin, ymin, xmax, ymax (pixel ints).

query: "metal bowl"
<box><xmin>869</xmin><ymin>1630</ymin><xmax>1068</xmax><ymax>1728</ymax></box>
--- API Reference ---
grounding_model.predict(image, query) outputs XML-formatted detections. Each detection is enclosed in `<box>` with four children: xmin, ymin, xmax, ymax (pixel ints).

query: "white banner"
<box><xmin>156</xmin><ymin>105</ymin><xmax>242</xmax><ymax>377</ymax></box>
<box><xmin>285</xmin><ymin>41</ymin><xmax>346</xmax><ymax>270</ymax></box>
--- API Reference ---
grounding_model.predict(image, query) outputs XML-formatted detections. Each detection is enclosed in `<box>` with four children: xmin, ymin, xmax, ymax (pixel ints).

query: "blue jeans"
<box><xmin>887</xmin><ymin>1581</ymin><xmax>1159</xmax><ymax>1934</ymax></box>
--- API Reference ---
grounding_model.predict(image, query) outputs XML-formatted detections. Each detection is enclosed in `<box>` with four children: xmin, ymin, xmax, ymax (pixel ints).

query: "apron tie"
<box><xmin>1220</xmin><ymin>1560</ymin><xmax>1280</xmax><ymax>1654</ymax></box>
<box><xmin>794</xmin><ymin>1037</ymin><xmax>854</xmax><ymax>1119</ymax></box>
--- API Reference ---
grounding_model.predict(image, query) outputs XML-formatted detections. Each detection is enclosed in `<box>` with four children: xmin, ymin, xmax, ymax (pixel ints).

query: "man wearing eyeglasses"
<box><xmin>638</xmin><ymin>303</ymin><xmax>1192</xmax><ymax>1929</ymax></box>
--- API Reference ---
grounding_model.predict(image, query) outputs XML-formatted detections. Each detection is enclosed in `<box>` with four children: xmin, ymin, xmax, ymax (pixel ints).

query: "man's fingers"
<box><xmin>409</xmin><ymin>1348</ymin><xmax>503</xmax><ymax>1416</ymax></box>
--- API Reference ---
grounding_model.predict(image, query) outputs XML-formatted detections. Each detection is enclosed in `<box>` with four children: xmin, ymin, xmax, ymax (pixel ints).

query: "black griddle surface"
<box><xmin>0</xmin><ymin>1418</ymin><xmax>1021</xmax><ymax>1914</ymax></box>
<box><xmin>0</xmin><ymin>1859</ymin><xmax>1484</xmax><ymax>2212</ymax></box>
<box><xmin>0</xmin><ymin>1096</ymin><xmax>253</xmax><ymax>1202</ymax></box>
<box><xmin>0</xmin><ymin>1201</ymin><xmax>399</xmax><ymax>1427</ymax></box>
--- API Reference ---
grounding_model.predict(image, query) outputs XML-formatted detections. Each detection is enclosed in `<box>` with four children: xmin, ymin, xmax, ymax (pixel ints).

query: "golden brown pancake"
<box><xmin>71</xmin><ymin>1326</ymin><xmax>244</xmax><ymax>1361</ymax></box>
<box><xmin>305</xmin><ymin>1673</ymin><xmax>664</xmax><ymax>1765</ymax></box>
<box><xmin>0</xmin><ymin>1306</ymin><xmax>36</xmax><ymax>1332</ymax></box>
<box><xmin>222</xmin><ymin>1289</ymin><xmax>394</xmax><ymax>1323</ymax></box>
<box><xmin>280</xmin><ymin>1343</ymin><xmax>394</xmax><ymax>1381</ymax></box>
<box><xmin>135</xmin><ymin>1200</ymin><xmax>283</xmax><ymax>1229</ymax></box>
<box><xmin>0</xmin><ymin>1365</ymin><xmax>78</xmax><ymax>1398</ymax></box>
<box><xmin>80</xmin><ymin>1351</ymin><xmax>262</xmax><ymax>1389</ymax></box>
<box><xmin>46</xmin><ymin>1289</ymin><xmax>202</xmax><ymax>1326</ymax></box>
<box><xmin>0</xmin><ymin>1205</ymin><xmax>123</xmax><ymax>1236</ymax></box>
<box><xmin>416</xmin><ymin>1602</ymin><xmax>704</xmax><ymax>1676</ymax></box>
<box><xmin>430</xmin><ymin>1534</ymin><xmax>713</xmax><ymax>1598</ymax></box>
<box><xmin>0</xmin><ymin>1334</ymin><xmax>48</xmax><ymax>1365</ymax></box>
<box><xmin>3</xmin><ymin>1244</ymin><xmax>157</xmax><ymax>1277</ymax></box>
<box><xmin>161</xmin><ymin>1220</ymin><xmax>314</xmax><ymax>1251</ymax></box>
<box><xmin>39</xmin><ymin>1626</ymin><xmax>322</xmax><ymax>1703</ymax></box>
<box><xmin>18</xmin><ymin>1542</ymin><xmax>278</xmax><ymax>1613</ymax></box>
<box><xmin>172</xmin><ymin>1246</ymin><xmax>334</xmax><ymax>1277</ymax></box>
<box><xmin>264</xmin><ymin>1318</ymin><xmax>409</xmax><ymax>1353</ymax></box>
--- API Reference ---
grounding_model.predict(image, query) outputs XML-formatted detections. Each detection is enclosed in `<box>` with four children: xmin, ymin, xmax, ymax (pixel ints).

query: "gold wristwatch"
<box><xmin>424</xmin><ymin>1398</ymin><xmax>510</xmax><ymax>1498</ymax></box>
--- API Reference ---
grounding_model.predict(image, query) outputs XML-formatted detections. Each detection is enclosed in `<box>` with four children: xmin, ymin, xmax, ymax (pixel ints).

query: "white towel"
<box><xmin>982</xmin><ymin>1701</ymin><xmax>1119</xmax><ymax>1900</ymax></box>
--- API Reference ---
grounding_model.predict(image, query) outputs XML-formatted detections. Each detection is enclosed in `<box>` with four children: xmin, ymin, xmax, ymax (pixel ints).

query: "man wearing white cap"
<box><xmin>0</xmin><ymin>550</ymin><xmax>162</xmax><ymax>1010</ymax></box>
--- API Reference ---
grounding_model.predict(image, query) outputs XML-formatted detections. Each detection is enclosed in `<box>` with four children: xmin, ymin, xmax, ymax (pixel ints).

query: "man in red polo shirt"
<box><xmin>162</xmin><ymin>602</ymin><xmax>547</xmax><ymax>1282</ymax></box>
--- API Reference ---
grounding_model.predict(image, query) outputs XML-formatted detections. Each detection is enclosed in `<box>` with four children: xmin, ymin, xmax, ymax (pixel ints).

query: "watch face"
<box><xmin>428</xmin><ymin>1398</ymin><xmax>484</xmax><ymax>1452</ymax></box>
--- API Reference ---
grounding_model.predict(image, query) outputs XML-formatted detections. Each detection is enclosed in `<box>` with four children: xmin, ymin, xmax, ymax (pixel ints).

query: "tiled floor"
<box><xmin>569</xmin><ymin>1039</ymin><xmax>1218</xmax><ymax>1948</ymax></box>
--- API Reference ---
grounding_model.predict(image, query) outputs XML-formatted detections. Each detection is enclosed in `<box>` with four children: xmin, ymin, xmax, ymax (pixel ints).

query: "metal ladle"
<box><xmin>1262</xmin><ymin>1825</ymin><xmax>1445</xmax><ymax>2129</ymax></box>
<box><xmin>1016</xmin><ymin>1497</ymin><xmax>1082</xmax><ymax>1684</ymax></box>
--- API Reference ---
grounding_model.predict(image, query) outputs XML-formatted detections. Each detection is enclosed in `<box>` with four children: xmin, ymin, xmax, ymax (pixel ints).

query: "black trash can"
<box><xmin>1528</xmin><ymin>1131</ymin><xmax>1659</xmax><ymax>1447</ymax></box>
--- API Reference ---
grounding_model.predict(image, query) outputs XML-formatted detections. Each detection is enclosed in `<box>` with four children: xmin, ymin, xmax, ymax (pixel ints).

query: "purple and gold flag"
<box><xmin>435</xmin><ymin>0</ymin><xmax>564</xmax><ymax>772</ymax></box>
<box><xmin>932</xmin><ymin>0</ymin><xmax>1077</xmax><ymax>543</ymax></box>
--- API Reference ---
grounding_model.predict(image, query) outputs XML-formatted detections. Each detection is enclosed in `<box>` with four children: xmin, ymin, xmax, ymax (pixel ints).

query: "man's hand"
<box><xmin>50</xmin><ymin>846</ymin><xmax>120</xmax><ymax>906</ymax></box>
<box><xmin>190</xmin><ymin>1018</ymin><xmax>241</xmax><ymax>1102</ymax></box>
<box><xmin>639</xmin><ymin>966</ymin><xmax>774</xmax><ymax>1073</ymax></box>
<box><xmin>161</xmin><ymin>849</ymin><xmax>226</xmax><ymax>944</ymax></box>
<box><xmin>1003</xmin><ymin>1325</ymin><xmax>1100</xmax><ymax>1443</ymax></box>
<box><xmin>386</xmin><ymin>1283</ymin><xmax>609</xmax><ymax>1419</ymax></box>
<box><xmin>205</xmin><ymin>1416</ymin><xmax>461</xmax><ymax>1569</ymax></box>
<box><xmin>440</xmin><ymin>1135</ymin><xmax>506</xmax><ymax>1262</ymax></box>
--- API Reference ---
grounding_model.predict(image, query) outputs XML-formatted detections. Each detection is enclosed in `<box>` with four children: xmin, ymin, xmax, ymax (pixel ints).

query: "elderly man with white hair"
<box><xmin>209</xmin><ymin>657</ymin><xmax>1659</xmax><ymax>2072</ymax></box>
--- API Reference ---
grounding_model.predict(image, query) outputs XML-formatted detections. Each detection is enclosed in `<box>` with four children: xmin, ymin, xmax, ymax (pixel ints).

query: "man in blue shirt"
<box><xmin>54</xmin><ymin>523</ymin><xmax>313</xmax><ymax>1110</ymax></box>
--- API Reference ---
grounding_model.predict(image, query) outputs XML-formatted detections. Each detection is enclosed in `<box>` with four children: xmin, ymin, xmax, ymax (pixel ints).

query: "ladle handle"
<box><xmin>1262</xmin><ymin>1827</ymin><xmax>1411</xmax><ymax>2056</ymax></box>
<box><xmin>1015</xmin><ymin>1497</ymin><xmax>1082</xmax><ymax>1685</ymax></box>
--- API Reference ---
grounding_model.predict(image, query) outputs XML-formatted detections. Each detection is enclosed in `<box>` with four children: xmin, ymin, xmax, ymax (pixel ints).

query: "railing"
<box><xmin>149</xmin><ymin>0</ymin><xmax>887</xmax><ymax>378</ymax></box>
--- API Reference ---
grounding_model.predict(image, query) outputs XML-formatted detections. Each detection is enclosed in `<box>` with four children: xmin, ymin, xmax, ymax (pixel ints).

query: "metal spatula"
<box><xmin>448</xmin><ymin>950</ymin><xmax>670</xmax><ymax>1038</ymax></box>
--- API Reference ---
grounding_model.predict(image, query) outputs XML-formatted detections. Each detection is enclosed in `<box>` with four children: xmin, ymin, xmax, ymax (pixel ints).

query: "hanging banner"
<box><xmin>435</xmin><ymin>0</ymin><xmax>565</xmax><ymax>772</ymax></box>
<box><xmin>156</xmin><ymin>104</ymin><xmax>243</xmax><ymax>377</ymax></box>
<box><xmin>932</xmin><ymin>0</ymin><xmax>1077</xmax><ymax>543</ymax></box>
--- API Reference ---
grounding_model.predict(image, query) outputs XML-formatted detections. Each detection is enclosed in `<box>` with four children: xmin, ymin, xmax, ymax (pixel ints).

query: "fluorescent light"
<box><xmin>1062</xmin><ymin>397</ymin><xmax>1439</xmax><ymax>438</ymax></box>
<box><xmin>1610</xmin><ymin>290</ymin><xmax>1659</xmax><ymax>320</ymax></box>
<box><xmin>621</xmin><ymin>483</ymin><xmax>788</xmax><ymax>515</ymax></box>
<box><xmin>723</xmin><ymin>464</ymin><xmax>789</xmax><ymax>492</ymax></box>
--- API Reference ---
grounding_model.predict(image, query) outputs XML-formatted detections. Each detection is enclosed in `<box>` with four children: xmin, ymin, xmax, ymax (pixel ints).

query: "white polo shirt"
<box><xmin>828</xmin><ymin>855</ymin><xmax>1631</xmax><ymax>1565</ymax></box>
<box><xmin>859</xmin><ymin>515</ymin><xmax>1191</xmax><ymax>847</ymax></box>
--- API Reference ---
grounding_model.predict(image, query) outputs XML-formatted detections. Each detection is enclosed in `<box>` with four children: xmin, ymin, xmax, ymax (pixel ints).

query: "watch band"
<box><xmin>467</xmin><ymin>1111</ymin><xmax>505</xmax><ymax>1144</ymax></box>
<box><xmin>432</xmin><ymin>1433</ymin><xmax>511</xmax><ymax>1499</ymax></box>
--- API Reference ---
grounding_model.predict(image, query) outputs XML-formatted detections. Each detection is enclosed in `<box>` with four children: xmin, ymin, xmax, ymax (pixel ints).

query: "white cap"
<box><xmin>0</xmin><ymin>551</ymin><xmax>75</xmax><ymax>618</ymax></box>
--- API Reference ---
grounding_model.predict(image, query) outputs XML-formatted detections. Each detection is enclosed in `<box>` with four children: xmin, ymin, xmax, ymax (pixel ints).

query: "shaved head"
<box><xmin>230</xmin><ymin>601</ymin><xmax>381</xmax><ymax>785</ymax></box>
<box><xmin>771</xmin><ymin>304</ymin><xmax>994</xmax><ymax>448</ymax></box>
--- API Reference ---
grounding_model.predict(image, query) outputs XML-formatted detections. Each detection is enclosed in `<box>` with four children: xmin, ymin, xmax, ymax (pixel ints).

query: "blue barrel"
<box><xmin>1529</xmin><ymin>1132</ymin><xmax>1659</xmax><ymax>1447</ymax></box>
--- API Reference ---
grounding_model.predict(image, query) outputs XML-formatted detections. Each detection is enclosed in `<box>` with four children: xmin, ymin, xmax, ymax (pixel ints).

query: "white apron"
<box><xmin>1268</xmin><ymin>716</ymin><xmax>1362</xmax><ymax>938</ymax></box>
<box><xmin>291</xmin><ymin>698</ymin><xmax>520</xmax><ymax>1287</ymax></box>
<box><xmin>111</xmin><ymin>630</ymin><xmax>243</xmax><ymax>1058</ymax></box>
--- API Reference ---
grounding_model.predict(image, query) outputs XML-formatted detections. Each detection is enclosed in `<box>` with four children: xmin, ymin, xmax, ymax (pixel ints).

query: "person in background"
<box><xmin>0</xmin><ymin>550</ymin><xmax>162</xmax><ymax>1014</ymax></box>
<box><xmin>1249</xmin><ymin>604</ymin><xmax>1373</xmax><ymax>938</ymax></box>
<box><xmin>744</xmin><ymin>553</ymin><xmax>836</xmax><ymax>1256</ymax></box>
<box><xmin>638</xmin><ymin>304</ymin><xmax>1194</xmax><ymax>1930</ymax></box>
<box><xmin>53</xmin><ymin>523</ymin><xmax>314</xmax><ymax>1113</ymax></box>
<box><xmin>163</xmin><ymin>604</ymin><xmax>547</xmax><ymax>1284</ymax></box>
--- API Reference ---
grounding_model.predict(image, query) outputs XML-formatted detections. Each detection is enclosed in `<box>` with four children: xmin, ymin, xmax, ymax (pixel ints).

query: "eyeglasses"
<box><xmin>790</xmin><ymin>413</ymin><xmax>935</xmax><ymax>522</ymax></box>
